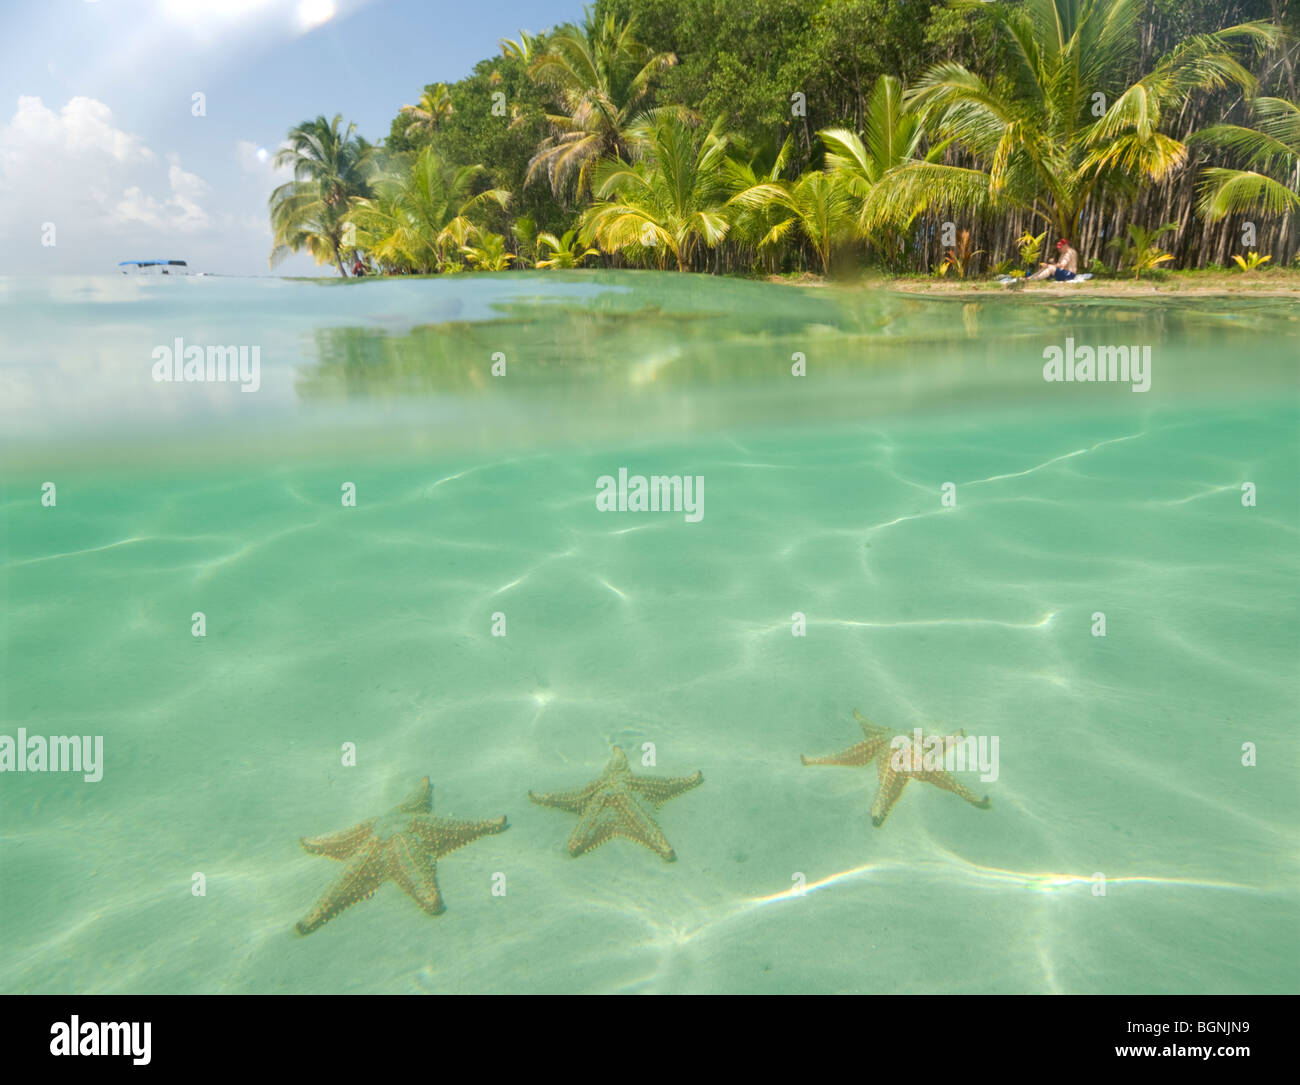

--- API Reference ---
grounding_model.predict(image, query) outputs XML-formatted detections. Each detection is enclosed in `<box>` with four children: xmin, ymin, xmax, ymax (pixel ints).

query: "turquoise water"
<box><xmin>1</xmin><ymin>271</ymin><xmax>1296</xmax><ymax>993</ymax></box>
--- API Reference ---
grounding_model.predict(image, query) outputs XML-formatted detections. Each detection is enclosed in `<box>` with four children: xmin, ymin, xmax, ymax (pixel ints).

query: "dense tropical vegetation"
<box><xmin>269</xmin><ymin>0</ymin><xmax>1300</xmax><ymax>279</ymax></box>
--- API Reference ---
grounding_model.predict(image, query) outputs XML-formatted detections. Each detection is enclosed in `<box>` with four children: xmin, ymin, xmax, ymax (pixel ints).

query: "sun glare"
<box><xmin>297</xmin><ymin>0</ymin><xmax>337</xmax><ymax>32</ymax></box>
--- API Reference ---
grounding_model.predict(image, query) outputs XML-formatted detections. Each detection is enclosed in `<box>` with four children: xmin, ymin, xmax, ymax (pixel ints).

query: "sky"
<box><xmin>0</xmin><ymin>0</ymin><xmax>582</xmax><ymax>276</ymax></box>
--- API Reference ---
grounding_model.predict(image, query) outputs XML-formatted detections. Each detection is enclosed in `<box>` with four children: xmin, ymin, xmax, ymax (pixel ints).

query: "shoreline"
<box><xmin>292</xmin><ymin>268</ymin><xmax>1300</xmax><ymax>299</ymax></box>
<box><xmin>767</xmin><ymin>269</ymin><xmax>1300</xmax><ymax>298</ymax></box>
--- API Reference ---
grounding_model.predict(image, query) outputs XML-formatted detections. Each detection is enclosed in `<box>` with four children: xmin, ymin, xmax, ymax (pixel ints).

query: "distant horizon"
<box><xmin>0</xmin><ymin>0</ymin><xmax>581</xmax><ymax>277</ymax></box>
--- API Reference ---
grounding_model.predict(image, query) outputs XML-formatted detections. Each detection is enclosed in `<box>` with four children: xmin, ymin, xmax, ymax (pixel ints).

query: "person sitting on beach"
<box><xmin>1029</xmin><ymin>238</ymin><xmax>1078</xmax><ymax>280</ymax></box>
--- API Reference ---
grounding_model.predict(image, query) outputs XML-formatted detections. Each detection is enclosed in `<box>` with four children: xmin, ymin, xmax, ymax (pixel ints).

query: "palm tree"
<box><xmin>269</xmin><ymin>114</ymin><xmax>376</xmax><ymax>276</ymax></box>
<box><xmin>526</xmin><ymin>9</ymin><xmax>678</xmax><ymax>200</ymax></box>
<box><xmin>722</xmin><ymin>135</ymin><xmax>796</xmax><ymax>266</ymax></box>
<box><xmin>346</xmin><ymin>146</ymin><xmax>510</xmax><ymax>273</ymax></box>
<box><xmin>738</xmin><ymin>75</ymin><xmax>951</xmax><ymax>271</ymax></box>
<box><xmin>728</xmin><ymin>160</ymin><xmax>854</xmax><ymax>274</ymax></box>
<box><xmin>864</xmin><ymin>0</ymin><xmax>1276</xmax><ymax>241</ymax></box>
<box><xmin>818</xmin><ymin>74</ymin><xmax>952</xmax><ymax>266</ymax></box>
<box><xmin>579</xmin><ymin>113</ymin><xmax>731</xmax><ymax>272</ymax></box>
<box><xmin>1191</xmin><ymin>96</ymin><xmax>1300</xmax><ymax>219</ymax></box>
<box><xmin>726</xmin><ymin>77</ymin><xmax>934</xmax><ymax>274</ymax></box>
<box><xmin>461</xmin><ymin>233</ymin><xmax>516</xmax><ymax>270</ymax></box>
<box><xmin>500</xmin><ymin>29</ymin><xmax>542</xmax><ymax>63</ymax></box>
<box><xmin>1106</xmin><ymin>221</ymin><xmax>1177</xmax><ymax>278</ymax></box>
<box><xmin>511</xmin><ymin>214</ymin><xmax>539</xmax><ymax>266</ymax></box>
<box><xmin>399</xmin><ymin>84</ymin><xmax>455</xmax><ymax>139</ymax></box>
<box><xmin>535</xmin><ymin>228</ymin><xmax>600</xmax><ymax>268</ymax></box>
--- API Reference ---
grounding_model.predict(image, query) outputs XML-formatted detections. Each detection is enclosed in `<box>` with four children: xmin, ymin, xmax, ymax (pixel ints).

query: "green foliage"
<box><xmin>535</xmin><ymin>228</ymin><xmax>600</xmax><ymax>268</ymax></box>
<box><xmin>272</xmin><ymin>0</ymin><xmax>1294</xmax><ymax>279</ymax></box>
<box><xmin>728</xmin><ymin>162</ymin><xmax>853</xmax><ymax>273</ymax></box>
<box><xmin>1107</xmin><ymin>222</ymin><xmax>1179</xmax><ymax>278</ymax></box>
<box><xmin>345</xmin><ymin>145</ymin><xmax>509</xmax><ymax>273</ymax></box>
<box><xmin>526</xmin><ymin>8</ymin><xmax>678</xmax><ymax>201</ymax></box>
<box><xmin>938</xmin><ymin>228</ymin><xmax>983</xmax><ymax>278</ymax></box>
<box><xmin>461</xmin><ymin>232</ymin><xmax>517</xmax><ymax>270</ymax></box>
<box><xmin>869</xmin><ymin>0</ymin><xmax>1276</xmax><ymax>238</ymax></box>
<box><xmin>398</xmin><ymin>84</ymin><xmax>455</xmax><ymax>140</ymax></box>
<box><xmin>398</xmin><ymin>53</ymin><xmax>556</xmax><ymax>232</ymax></box>
<box><xmin>1017</xmin><ymin>231</ymin><xmax>1047</xmax><ymax>268</ymax></box>
<box><xmin>579</xmin><ymin>112</ymin><xmax>732</xmax><ymax>270</ymax></box>
<box><xmin>269</xmin><ymin>115</ymin><xmax>376</xmax><ymax>275</ymax></box>
<box><xmin>511</xmin><ymin>214</ymin><xmax>539</xmax><ymax>266</ymax></box>
<box><xmin>1191</xmin><ymin>97</ymin><xmax>1300</xmax><ymax>219</ymax></box>
<box><xmin>597</xmin><ymin>0</ymin><xmax>954</xmax><ymax>161</ymax></box>
<box><xmin>1231</xmin><ymin>250</ymin><xmax>1272</xmax><ymax>271</ymax></box>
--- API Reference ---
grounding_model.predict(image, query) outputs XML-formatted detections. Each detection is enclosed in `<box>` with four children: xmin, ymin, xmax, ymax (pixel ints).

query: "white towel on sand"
<box><xmin>998</xmin><ymin>273</ymin><xmax>1094</xmax><ymax>285</ymax></box>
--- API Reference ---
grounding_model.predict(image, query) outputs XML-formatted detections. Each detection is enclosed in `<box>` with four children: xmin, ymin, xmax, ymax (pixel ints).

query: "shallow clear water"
<box><xmin>1</xmin><ymin>271</ymin><xmax>1297</xmax><ymax>993</ymax></box>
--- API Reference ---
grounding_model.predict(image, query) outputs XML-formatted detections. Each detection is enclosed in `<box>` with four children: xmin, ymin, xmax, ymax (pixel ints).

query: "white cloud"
<box><xmin>0</xmin><ymin>95</ymin><xmax>214</xmax><ymax>261</ymax></box>
<box><xmin>1</xmin><ymin>96</ymin><xmax>153</xmax><ymax>166</ymax></box>
<box><xmin>235</xmin><ymin>139</ymin><xmax>263</xmax><ymax>172</ymax></box>
<box><xmin>110</xmin><ymin>157</ymin><xmax>210</xmax><ymax>233</ymax></box>
<box><xmin>166</xmin><ymin>158</ymin><xmax>210</xmax><ymax>229</ymax></box>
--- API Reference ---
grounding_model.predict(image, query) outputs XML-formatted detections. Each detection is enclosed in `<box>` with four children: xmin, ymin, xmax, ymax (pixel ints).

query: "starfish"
<box><xmin>294</xmin><ymin>776</ymin><xmax>507</xmax><ymax>934</ymax></box>
<box><xmin>529</xmin><ymin>746</ymin><xmax>703</xmax><ymax>861</ymax></box>
<box><xmin>803</xmin><ymin>709</ymin><xmax>991</xmax><ymax>827</ymax></box>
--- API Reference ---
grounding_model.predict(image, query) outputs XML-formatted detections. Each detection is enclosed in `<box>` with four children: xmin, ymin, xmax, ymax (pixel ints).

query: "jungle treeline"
<box><xmin>269</xmin><ymin>0</ymin><xmax>1300</xmax><ymax>279</ymax></box>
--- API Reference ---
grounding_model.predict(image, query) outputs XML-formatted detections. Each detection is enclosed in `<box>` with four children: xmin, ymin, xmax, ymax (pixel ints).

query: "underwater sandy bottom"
<box><xmin>2</xmin><ymin>400</ymin><xmax>1296</xmax><ymax>994</ymax></box>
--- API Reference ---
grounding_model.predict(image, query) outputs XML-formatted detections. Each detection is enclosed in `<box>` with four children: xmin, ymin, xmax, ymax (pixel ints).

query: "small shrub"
<box><xmin>1231</xmin><ymin>251</ymin><xmax>1272</xmax><ymax>272</ymax></box>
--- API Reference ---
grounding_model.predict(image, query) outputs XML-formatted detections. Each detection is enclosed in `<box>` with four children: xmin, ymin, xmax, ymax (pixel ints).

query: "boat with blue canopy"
<box><xmin>118</xmin><ymin>260</ymin><xmax>189</xmax><ymax>275</ymax></box>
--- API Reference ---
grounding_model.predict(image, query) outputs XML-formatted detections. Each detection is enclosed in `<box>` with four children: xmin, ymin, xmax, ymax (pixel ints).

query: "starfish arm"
<box><xmin>918</xmin><ymin>770</ymin><xmax>991</xmax><ymax>810</ymax></box>
<box><xmin>802</xmin><ymin>741</ymin><xmax>880</xmax><ymax>767</ymax></box>
<box><xmin>414</xmin><ymin>813</ymin><xmax>509</xmax><ymax>858</ymax></box>
<box><xmin>852</xmin><ymin>709</ymin><xmax>895</xmax><ymax>743</ymax></box>
<box><xmin>529</xmin><ymin>783</ymin><xmax>598</xmax><ymax>814</ymax></box>
<box><xmin>870</xmin><ymin>761</ymin><xmax>909</xmax><ymax>827</ymax></box>
<box><xmin>568</xmin><ymin>793</ymin><xmax>676</xmax><ymax>861</ymax></box>
<box><xmin>394</xmin><ymin>776</ymin><xmax>433</xmax><ymax>815</ymax></box>
<box><xmin>295</xmin><ymin>841</ymin><xmax>386</xmax><ymax>934</ymax></box>
<box><xmin>386</xmin><ymin>834</ymin><xmax>445</xmax><ymax>916</ymax></box>
<box><xmin>630</xmin><ymin>770</ymin><xmax>703</xmax><ymax>807</ymax></box>
<box><xmin>565</xmin><ymin>801</ymin><xmax>618</xmax><ymax>858</ymax></box>
<box><xmin>299</xmin><ymin>819</ymin><xmax>376</xmax><ymax>859</ymax></box>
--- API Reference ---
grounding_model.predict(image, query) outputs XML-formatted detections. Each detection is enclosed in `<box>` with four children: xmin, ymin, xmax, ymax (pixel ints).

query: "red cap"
<box><xmin>1056</xmin><ymin>238</ymin><xmax>1070</xmax><ymax>247</ymax></box>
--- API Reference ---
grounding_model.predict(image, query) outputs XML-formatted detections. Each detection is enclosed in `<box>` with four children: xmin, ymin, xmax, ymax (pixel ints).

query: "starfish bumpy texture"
<box><xmin>294</xmin><ymin>776</ymin><xmax>507</xmax><ymax>934</ymax></box>
<box><xmin>529</xmin><ymin>746</ymin><xmax>703</xmax><ymax>861</ymax></box>
<box><xmin>803</xmin><ymin>710</ymin><xmax>991</xmax><ymax>827</ymax></box>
